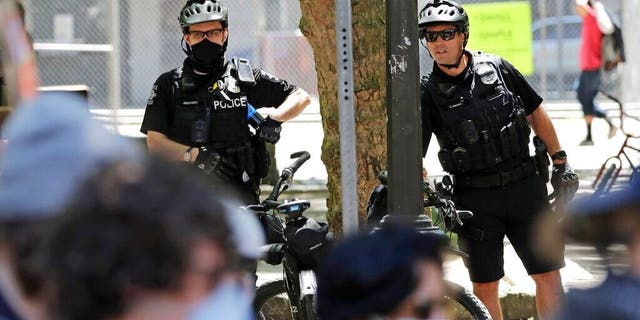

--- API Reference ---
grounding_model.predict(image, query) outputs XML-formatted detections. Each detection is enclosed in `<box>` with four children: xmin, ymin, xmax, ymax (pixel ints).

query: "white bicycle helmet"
<box><xmin>179</xmin><ymin>0</ymin><xmax>228</xmax><ymax>34</ymax></box>
<box><xmin>418</xmin><ymin>0</ymin><xmax>469</xmax><ymax>47</ymax></box>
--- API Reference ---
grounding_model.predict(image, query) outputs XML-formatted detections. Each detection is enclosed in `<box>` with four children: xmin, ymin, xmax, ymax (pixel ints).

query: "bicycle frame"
<box><xmin>252</xmin><ymin>151</ymin><xmax>322</xmax><ymax>320</ymax></box>
<box><xmin>281</xmin><ymin>251</ymin><xmax>316</xmax><ymax>319</ymax></box>
<box><xmin>592</xmin><ymin>91</ymin><xmax>640</xmax><ymax>193</ymax></box>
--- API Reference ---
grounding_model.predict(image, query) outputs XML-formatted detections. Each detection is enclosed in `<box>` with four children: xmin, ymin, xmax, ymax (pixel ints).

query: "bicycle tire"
<box><xmin>594</xmin><ymin>163</ymin><xmax>617</xmax><ymax>195</ymax></box>
<box><xmin>255</xmin><ymin>280</ymin><xmax>294</xmax><ymax>320</ymax></box>
<box><xmin>255</xmin><ymin>279</ymin><xmax>490</xmax><ymax>320</ymax></box>
<box><xmin>299</xmin><ymin>293</ymin><xmax>316</xmax><ymax>320</ymax></box>
<box><xmin>444</xmin><ymin>281</ymin><xmax>492</xmax><ymax>320</ymax></box>
<box><xmin>630</xmin><ymin>168</ymin><xmax>640</xmax><ymax>185</ymax></box>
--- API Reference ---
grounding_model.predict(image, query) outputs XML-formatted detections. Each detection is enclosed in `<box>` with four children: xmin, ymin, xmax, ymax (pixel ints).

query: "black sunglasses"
<box><xmin>420</xmin><ymin>29</ymin><xmax>459</xmax><ymax>42</ymax></box>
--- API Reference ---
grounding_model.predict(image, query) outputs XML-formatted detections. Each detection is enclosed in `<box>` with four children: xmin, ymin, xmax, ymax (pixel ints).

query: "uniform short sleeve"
<box><xmin>499</xmin><ymin>58</ymin><xmax>543</xmax><ymax>115</ymax></box>
<box><xmin>140</xmin><ymin>73</ymin><xmax>173</xmax><ymax>136</ymax></box>
<box><xmin>421</xmin><ymin>78</ymin><xmax>440</xmax><ymax>157</ymax></box>
<box><xmin>246</xmin><ymin>69</ymin><xmax>298</xmax><ymax>108</ymax></box>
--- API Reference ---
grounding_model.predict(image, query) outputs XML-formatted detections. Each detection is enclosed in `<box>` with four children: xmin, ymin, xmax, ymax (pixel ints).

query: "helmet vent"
<box><xmin>449</xmin><ymin>10</ymin><xmax>454</xmax><ymax>16</ymax></box>
<box><xmin>195</xmin><ymin>7</ymin><xmax>201</xmax><ymax>14</ymax></box>
<box><xmin>206</xmin><ymin>4</ymin><xmax>212</xmax><ymax>12</ymax></box>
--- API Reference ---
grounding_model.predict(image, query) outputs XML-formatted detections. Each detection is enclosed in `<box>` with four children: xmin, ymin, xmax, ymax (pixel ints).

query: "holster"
<box><xmin>250</xmin><ymin>134</ymin><xmax>270</xmax><ymax>178</ymax></box>
<box><xmin>533</xmin><ymin>136</ymin><xmax>550</xmax><ymax>182</ymax></box>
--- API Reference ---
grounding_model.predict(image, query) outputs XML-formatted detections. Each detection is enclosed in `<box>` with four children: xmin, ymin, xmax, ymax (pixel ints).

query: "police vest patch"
<box><xmin>146</xmin><ymin>85</ymin><xmax>158</xmax><ymax>105</ymax></box>
<box><xmin>212</xmin><ymin>96</ymin><xmax>248</xmax><ymax>110</ymax></box>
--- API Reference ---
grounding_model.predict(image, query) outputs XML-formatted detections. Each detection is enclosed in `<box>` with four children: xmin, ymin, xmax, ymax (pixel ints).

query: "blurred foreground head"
<box><xmin>0</xmin><ymin>91</ymin><xmax>139</xmax><ymax>319</ymax></box>
<box><xmin>0</xmin><ymin>93</ymin><xmax>139</xmax><ymax>219</ymax></box>
<box><xmin>565</xmin><ymin>178</ymin><xmax>640</xmax><ymax>247</ymax></box>
<box><xmin>46</xmin><ymin>156</ymin><xmax>257</xmax><ymax>320</ymax></box>
<box><xmin>317</xmin><ymin>227</ymin><xmax>447</xmax><ymax>320</ymax></box>
<box><xmin>555</xmin><ymin>180</ymin><xmax>640</xmax><ymax>320</ymax></box>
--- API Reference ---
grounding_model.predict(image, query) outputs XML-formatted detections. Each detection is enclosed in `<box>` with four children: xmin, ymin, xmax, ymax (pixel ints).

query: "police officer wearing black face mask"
<box><xmin>418</xmin><ymin>1</ymin><xmax>579</xmax><ymax>319</ymax></box>
<box><xmin>141</xmin><ymin>0</ymin><xmax>311</xmax><ymax>204</ymax></box>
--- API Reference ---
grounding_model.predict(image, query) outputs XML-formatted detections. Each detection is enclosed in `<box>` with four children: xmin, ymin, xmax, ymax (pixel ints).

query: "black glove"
<box><xmin>551</xmin><ymin>163</ymin><xmax>579</xmax><ymax>203</ymax></box>
<box><xmin>195</xmin><ymin>148</ymin><xmax>240</xmax><ymax>180</ymax></box>
<box><xmin>257</xmin><ymin>117</ymin><xmax>282</xmax><ymax>144</ymax></box>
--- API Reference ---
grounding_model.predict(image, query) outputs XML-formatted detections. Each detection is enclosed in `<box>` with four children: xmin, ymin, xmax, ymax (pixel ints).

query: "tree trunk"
<box><xmin>299</xmin><ymin>0</ymin><xmax>386</xmax><ymax>234</ymax></box>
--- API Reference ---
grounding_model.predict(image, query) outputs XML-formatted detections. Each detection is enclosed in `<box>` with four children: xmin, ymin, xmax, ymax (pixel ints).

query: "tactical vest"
<box><xmin>425</xmin><ymin>52</ymin><xmax>531</xmax><ymax>174</ymax></box>
<box><xmin>169</xmin><ymin>59</ymin><xmax>250</xmax><ymax>149</ymax></box>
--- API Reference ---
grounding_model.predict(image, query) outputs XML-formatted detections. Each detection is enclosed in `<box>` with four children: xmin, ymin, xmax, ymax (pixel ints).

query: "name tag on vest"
<box><xmin>182</xmin><ymin>100</ymin><xmax>199</xmax><ymax>106</ymax></box>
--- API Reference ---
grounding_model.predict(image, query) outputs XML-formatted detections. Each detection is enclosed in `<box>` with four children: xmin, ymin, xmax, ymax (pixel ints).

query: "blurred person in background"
<box><xmin>45</xmin><ymin>157</ymin><xmax>260</xmax><ymax>320</ymax></box>
<box><xmin>575</xmin><ymin>0</ymin><xmax>617</xmax><ymax>146</ymax></box>
<box><xmin>140</xmin><ymin>0</ymin><xmax>310</xmax><ymax>205</ymax></box>
<box><xmin>317</xmin><ymin>227</ymin><xmax>448</xmax><ymax>320</ymax></box>
<box><xmin>556</xmin><ymin>178</ymin><xmax>640</xmax><ymax>319</ymax></box>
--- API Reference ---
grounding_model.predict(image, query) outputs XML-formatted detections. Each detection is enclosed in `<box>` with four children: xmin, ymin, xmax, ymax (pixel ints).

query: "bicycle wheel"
<box><xmin>594</xmin><ymin>163</ymin><xmax>617</xmax><ymax>195</ymax></box>
<box><xmin>299</xmin><ymin>293</ymin><xmax>316</xmax><ymax>320</ymax></box>
<box><xmin>444</xmin><ymin>281</ymin><xmax>492</xmax><ymax>320</ymax></box>
<box><xmin>255</xmin><ymin>280</ymin><xmax>294</xmax><ymax>320</ymax></box>
<box><xmin>630</xmin><ymin>167</ymin><xmax>640</xmax><ymax>185</ymax></box>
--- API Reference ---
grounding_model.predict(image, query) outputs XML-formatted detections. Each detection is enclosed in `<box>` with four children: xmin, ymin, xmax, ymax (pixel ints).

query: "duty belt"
<box><xmin>455</xmin><ymin>158</ymin><xmax>537</xmax><ymax>188</ymax></box>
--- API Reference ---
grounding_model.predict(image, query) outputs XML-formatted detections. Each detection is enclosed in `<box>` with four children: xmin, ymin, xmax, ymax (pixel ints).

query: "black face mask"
<box><xmin>188</xmin><ymin>39</ymin><xmax>225</xmax><ymax>73</ymax></box>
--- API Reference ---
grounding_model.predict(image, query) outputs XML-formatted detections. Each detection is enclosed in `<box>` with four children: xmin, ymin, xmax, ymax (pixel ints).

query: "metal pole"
<box><xmin>335</xmin><ymin>0</ymin><xmax>359</xmax><ymax>235</ymax></box>
<box><xmin>538</xmin><ymin>0</ymin><xmax>547</xmax><ymax>96</ymax></box>
<box><xmin>110</xmin><ymin>0</ymin><xmax>121</xmax><ymax>133</ymax></box>
<box><xmin>622</xmin><ymin>0</ymin><xmax>639</xmax><ymax>104</ymax></box>
<box><xmin>555</xmin><ymin>1</ymin><xmax>563</xmax><ymax>94</ymax></box>
<box><xmin>384</xmin><ymin>0</ymin><xmax>428</xmax><ymax>227</ymax></box>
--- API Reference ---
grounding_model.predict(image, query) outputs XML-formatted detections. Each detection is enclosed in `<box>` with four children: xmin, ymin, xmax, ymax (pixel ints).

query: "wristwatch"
<box><xmin>551</xmin><ymin>150</ymin><xmax>567</xmax><ymax>161</ymax></box>
<box><xmin>184</xmin><ymin>147</ymin><xmax>194</xmax><ymax>162</ymax></box>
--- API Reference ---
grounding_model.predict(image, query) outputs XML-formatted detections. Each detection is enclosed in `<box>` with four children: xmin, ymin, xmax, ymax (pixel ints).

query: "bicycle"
<box><xmin>366</xmin><ymin>172</ymin><xmax>492</xmax><ymax>320</ymax></box>
<box><xmin>248</xmin><ymin>151</ymin><xmax>330</xmax><ymax>320</ymax></box>
<box><xmin>592</xmin><ymin>90</ymin><xmax>640</xmax><ymax>194</ymax></box>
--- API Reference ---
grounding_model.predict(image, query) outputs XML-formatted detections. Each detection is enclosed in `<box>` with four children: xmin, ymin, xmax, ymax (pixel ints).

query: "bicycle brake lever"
<box><xmin>246</xmin><ymin>204</ymin><xmax>266</xmax><ymax>212</ymax></box>
<box><xmin>262</xmin><ymin>200</ymin><xmax>281</xmax><ymax>210</ymax></box>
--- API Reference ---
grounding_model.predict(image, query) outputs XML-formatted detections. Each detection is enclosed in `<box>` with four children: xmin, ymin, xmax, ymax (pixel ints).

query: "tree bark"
<box><xmin>299</xmin><ymin>0</ymin><xmax>386</xmax><ymax>233</ymax></box>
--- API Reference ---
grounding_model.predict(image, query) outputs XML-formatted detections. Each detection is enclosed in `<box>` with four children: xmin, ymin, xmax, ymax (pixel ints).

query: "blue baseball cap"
<box><xmin>0</xmin><ymin>92</ymin><xmax>141</xmax><ymax>220</ymax></box>
<box><xmin>316</xmin><ymin>227</ymin><xmax>446</xmax><ymax>320</ymax></box>
<box><xmin>568</xmin><ymin>178</ymin><xmax>640</xmax><ymax>217</ymax></box>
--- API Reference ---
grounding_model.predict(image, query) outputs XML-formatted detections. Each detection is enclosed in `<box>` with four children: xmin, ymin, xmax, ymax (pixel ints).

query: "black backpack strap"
<box><xmin>167</xmin><ymin>67</ymin><xmax>183</xmax><ymax>127</ymax></box>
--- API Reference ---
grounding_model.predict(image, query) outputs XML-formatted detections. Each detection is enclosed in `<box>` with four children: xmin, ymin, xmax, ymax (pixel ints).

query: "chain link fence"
<box><xmin>23</xmin><ymin>0</ymin><xmax>318</xmax><ymax>108</ymax></box>
<box><xmin>23</xmin><ymin>0</ymin><xmax>626</xmax><ymax>108</ymax></box>
<box><xmin>419</xmin><ymin>0</ymin><xmax>624</xmax><ymax>101</ymax></box>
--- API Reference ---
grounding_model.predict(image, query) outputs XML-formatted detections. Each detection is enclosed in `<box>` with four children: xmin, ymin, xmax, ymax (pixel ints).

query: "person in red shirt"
<box><xmin>575</xmin><ymin>0</ymin><xmax>616</xmax><ymax>146</ymax></box>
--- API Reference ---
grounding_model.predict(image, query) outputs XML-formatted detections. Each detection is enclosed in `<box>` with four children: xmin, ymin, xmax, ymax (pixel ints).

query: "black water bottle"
<box><xmin>247</xmin><ymin>103</ymin><xmax>264</xmax><ymax>129</ymax></box>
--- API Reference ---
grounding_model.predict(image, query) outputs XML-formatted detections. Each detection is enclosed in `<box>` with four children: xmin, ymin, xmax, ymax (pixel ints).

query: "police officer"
<box><xmin>418</xmin><ymin>1</ymin><xmax>579</xmax><ymax>319</ymax></box>
<box><xmin>141</xmin><ymin>0</ymin><xmax>311</xmax><ymax>204</ymax></box>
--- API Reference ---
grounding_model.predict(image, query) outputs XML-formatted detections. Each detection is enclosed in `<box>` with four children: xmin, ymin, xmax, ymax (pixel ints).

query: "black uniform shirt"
<box><xmin>421</xmin><ymin>52</ymin><xmax>543</xmax><ymax>156</ymax></box>
<box><xmin>140</xmin><ymin>59</ymin><xmax>298</xmax><ymax>138</ymax></box>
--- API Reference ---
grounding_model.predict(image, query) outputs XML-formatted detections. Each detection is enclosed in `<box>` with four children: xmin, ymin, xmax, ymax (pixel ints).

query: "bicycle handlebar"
<box><xmin>281</xmin><ymin>151</ymin><xmax>311</xmax><ymax>180</ymax></box>
<box><xmin>599</xmin><ymin>90</ymin><xmax>640</xmax><ymax>136</ymax></box>
<box><xmin>375</xmin><ymin>170</ymin><xmax>471</xmax><ymax>231</ymax></box>
<box><xmin>264</xmin><ymin>151</ymin><xmax>311</xmax><ymax>205</ymax></box>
